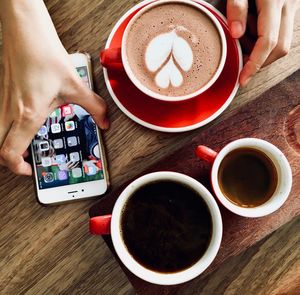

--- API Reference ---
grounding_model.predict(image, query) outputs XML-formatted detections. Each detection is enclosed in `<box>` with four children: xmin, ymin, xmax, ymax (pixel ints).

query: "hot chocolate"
<box><xmin>125</xmin><ymin>2</ymin><xmax>222</xmax><ymax>97</ymax></box>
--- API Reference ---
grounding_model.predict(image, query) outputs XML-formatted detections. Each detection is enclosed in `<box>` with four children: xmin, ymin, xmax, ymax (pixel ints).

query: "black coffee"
<box><xmin>218</xmin><ymin>148</ymin><xmax>278</xmax><ymax>207</ymax></box>
<box><xmin>121</xmin><ymin>180</ymin><xmax>212</xmax><ymax>273</ymax></box>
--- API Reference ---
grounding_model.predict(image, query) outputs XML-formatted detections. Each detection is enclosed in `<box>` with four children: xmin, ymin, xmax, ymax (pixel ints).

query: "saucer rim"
<box><xmin>103</xmin><ymin>0</ymin><xmax>243</xmax><ymax>133</ymax></box>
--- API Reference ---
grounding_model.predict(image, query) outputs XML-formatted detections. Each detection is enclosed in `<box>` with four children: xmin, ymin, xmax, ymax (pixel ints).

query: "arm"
<box><xmin>0</xmin><ymin>0</ymin><xmax>108</xmax><ymax>175</ymax></box>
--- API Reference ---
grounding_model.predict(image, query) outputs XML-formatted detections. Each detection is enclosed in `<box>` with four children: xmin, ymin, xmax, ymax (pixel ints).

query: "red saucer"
<box><xmin>103</xmin><ymin>0</ymin><xmax>242</xmax><ymax>132</ymax></box>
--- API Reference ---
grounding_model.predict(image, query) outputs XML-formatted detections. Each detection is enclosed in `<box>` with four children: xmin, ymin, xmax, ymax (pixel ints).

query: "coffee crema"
<box><xmin>120</xmin><ymin>180</ymin><xmax>212</xmax><ymax>273</ymax></box>
<box><xmin>125</xmin><ymin>2</ymin><xmax>222</xmax><ymax>97</ymax></box>
<box><xmin>218</xmin><ymin>148</ymin><xmax>278</xmax><ymax>207</ymax></box>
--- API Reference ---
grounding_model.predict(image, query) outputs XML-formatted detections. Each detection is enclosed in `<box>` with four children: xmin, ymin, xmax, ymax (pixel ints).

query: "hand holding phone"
<box><xmin>31</xmin><ymin>53</ymin><xmax>109</xmax><ymax>205</ymax></box>
<box><xmin>0</xmin><ymin>0</ymin><xmax>108</xmax><ymax>176</ymax></box>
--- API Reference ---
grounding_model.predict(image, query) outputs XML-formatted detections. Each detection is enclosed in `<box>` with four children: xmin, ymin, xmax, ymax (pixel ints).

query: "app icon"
<box><xmin>67</xmin><ymin>136</ymin><xmax>77</xmax><ymax>147</ymax></box>
<box><xmin>65</xmin><ymin>121</ymin><xmax>75</xmax><ymax>131</ymax></box>
<box><xmin>39</xmin><ymin>141</ymin><xmax>50</xmax><ymax>152</ymax></box>
<box><xmin>44</xmin><ymin>172</ymin><xmax>54</xmax><ymax>183</ymax></box>
<box><xmin>51</xmin><ymin>123</ymin><xmax>61</xmax><ymax>134</ymax></box>
<box><xmin>77</xmin><ymin>68</ymin><xmax>86</xmax><ymax>78</ymax></box>
<box><xmin>69</xmin><ymin>152</ymin><xmax>80</xmax><ymax>162</ymax></box>
<box><xmin>55</xmin><ymin>154</ymin><xmax>66</xmax><ymax>164</ymax></box>
<box><xmin>37</xmin><ymin>125</ymin><xmax>48</xmax><ymax>137</ymax></box>
<box><xmin>53</xmin><ymin>138</ymin><xmax>64</xmax><ymax>149</ymax></box>
<box><xmin>72</xmin><ymin>168</ymin><xmax>82</xmax><ymax>178</ymax></box>
<box><xmin>96</xmin><ymin>160</ymin><xmax>102</xmax><ymax>170</ymax></box>
<box><xmin>62</xmin><ymin>105</ymin><xmax>73</xmax><ymax>117</ymax></box>
<box><xmin>76</xmin><ymin>105</ymin><xmax>88</xmax><ymax>116</ymax></box>
<box><xmin>50</xmin><ymin>109</ymin><xmax>61</xmax><ymax>118</ymax></box>
<box><xmin>84</xmin><ymin>165</ymin><xmax>97</xmax><ymax>176</ymax></box>
<box><xmin>41</xmin><ymin>157</ymin><xmax>52</xmax><ymax>167</ymax></box>
<box><xmin>57</xmin><ymin>170</ymin><xmax>68</xmax><ymax>181</ymax></box>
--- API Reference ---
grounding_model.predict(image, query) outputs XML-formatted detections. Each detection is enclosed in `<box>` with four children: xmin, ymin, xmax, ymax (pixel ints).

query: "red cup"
<box><xmin>195</xmin><ymin>138</ymin><xmax>292</xmax><ymax>217</ymax></box>
<box><xmin>100</xmin><ymin>0</ymin><xmax>227</xmax><ymax>102</ymax></box>
<box><xmin>89</xmin><ymin>171</ymin><xmax>222</xmax><ymax>285</ymax></box>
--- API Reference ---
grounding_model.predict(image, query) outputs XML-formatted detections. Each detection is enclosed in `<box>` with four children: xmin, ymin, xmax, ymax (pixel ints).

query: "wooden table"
<box><xmin>0</xmin><ymin>1</ymin><xmax>299</xmax><ymax>294</ymax></box>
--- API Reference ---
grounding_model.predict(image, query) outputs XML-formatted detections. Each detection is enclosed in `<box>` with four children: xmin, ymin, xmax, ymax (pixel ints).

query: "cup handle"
<box><xmin>195</xmin><ymin>145</ymin><xmax>218</xmax><ymax>164</ymax></box>
<box><xmin>90</xmin><ymin>214</ymin><xmax>112</xmax><ymax>235</ymax></box>
<box><xmin>100</xmin><ymin>48</ymin><xmax>124</xmax><ymax>70</ymax></box>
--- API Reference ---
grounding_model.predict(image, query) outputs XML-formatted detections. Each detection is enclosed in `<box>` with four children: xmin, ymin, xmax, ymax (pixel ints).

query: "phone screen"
<box><xmin>32</xmin><ymin>66</ymin><xmax>104</xmax><ymax>189</ymax></box>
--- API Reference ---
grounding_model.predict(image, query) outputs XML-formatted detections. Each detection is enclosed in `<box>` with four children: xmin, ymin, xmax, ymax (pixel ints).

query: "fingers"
<box><xmin>0</xmin><ymin>123</ymin><xmax>32</xmax><ymax>175</ymax></box>
<box><xmin>0</xmin><ymin>113</ymin><xmax>45</xmax><ymax>175</ymax></box>
<box><xmin>61</xmin><ymin>77</ymin><xmax>109</xmax><ymax>130</ymax></box>
<box><xmin>263</xmin><ymin>4</ymin><xmax>295</xmax><ymax>66</ymax></box>
<box><xmin>227</xmin><ymin>0</ymin><xmax>248</xmax><ymax>38</ymax></box>
<box><xmin>239</xmin><ymin>1</ymin><xmax>282</xmax><ymax>86</ymax></box>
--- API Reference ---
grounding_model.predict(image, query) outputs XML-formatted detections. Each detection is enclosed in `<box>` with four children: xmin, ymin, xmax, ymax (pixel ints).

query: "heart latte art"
<box><xmin>125</xmin><ymin>2</ymin><xmax>222</xmax><ymax>97</ymax></box>
<box><xmin>145</xmin><ymin>30</ymin><xmax>193</xmax><ymax>89</ymax></box>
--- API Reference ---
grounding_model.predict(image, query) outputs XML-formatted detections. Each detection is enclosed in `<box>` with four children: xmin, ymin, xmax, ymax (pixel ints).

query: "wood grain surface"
<box><xmin>0</xmin><ymin>1</ymin><xmax>299</xmax><ymax>294</ymax></box>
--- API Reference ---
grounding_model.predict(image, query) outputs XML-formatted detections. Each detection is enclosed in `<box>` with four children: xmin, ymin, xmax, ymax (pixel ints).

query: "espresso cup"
<box><xmin>90</xmin><ymin>172</ymin><xmax>222</xmax><ymax>285</ymax></box>
<box><xmin>195</xmin><ymin>138</ymin><xmax>293</xmax><ymax>217</ymax></box>
<box><xmin>100</xmin><ymin>0</ymin><xmax>227</xmax><ymax>102</ymax></box>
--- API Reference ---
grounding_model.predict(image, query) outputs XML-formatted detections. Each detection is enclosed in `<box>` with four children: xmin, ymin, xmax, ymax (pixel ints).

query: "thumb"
<box><xmin>61</xmin><ymin>78</ymin><xmax>109</xmax><ymax>130</ymax></box>
<box><xmin>227</xmin><ymin>0</ymin><xmax>248</xmax><ymax>39</ymax></box>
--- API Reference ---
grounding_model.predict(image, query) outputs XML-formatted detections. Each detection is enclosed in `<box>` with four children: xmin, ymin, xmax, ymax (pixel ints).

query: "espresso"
<box><xmin>125</xmin><ymin>2</ymin><xmax>222</xmax><ymax>97</ymax></box>
<box><xmin>218</xmin><ymin>148</ymin><xmax>278</xmax><ymax>207</ymax></box>
<box><xmin>121</xmin><ymin>180</ymin><xmax>212</xmax><ymax>273</ymax></box>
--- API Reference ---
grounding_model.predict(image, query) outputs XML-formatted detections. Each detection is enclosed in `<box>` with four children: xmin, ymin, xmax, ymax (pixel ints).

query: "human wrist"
<box><xmin>1</xmin><ymin>0</ymin><xmax>28</xmax><ymax>21</ymax></box>
<box><xmin>0</xmin><ymin>0</ymin><xmax>62</xmax><ymax>52</ymax></box>
<box><xmin>0</xmin><ymin>0</ymin><xmax>46</xmax><ymax>28</ymax></box>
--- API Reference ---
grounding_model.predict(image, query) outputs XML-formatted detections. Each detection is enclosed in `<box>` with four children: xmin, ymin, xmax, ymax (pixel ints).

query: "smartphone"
<box><xmin>31</xmin><ymin>53</ymin><xmax>109</xmax><ymax>205</ymax></box>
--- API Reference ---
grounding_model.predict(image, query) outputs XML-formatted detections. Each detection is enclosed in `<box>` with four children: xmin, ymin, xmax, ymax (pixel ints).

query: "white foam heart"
<box><xmin>155</xmin><ymin>57</ymin><xmax>183</xmax><ymax>89</ymax></box>
<box><xmin>145</xmin><ymin>31</ymin><xmax>176</xmax><ymax>72</ymax></box>
<box><xmin>172</xmin><ymin>35</ymin><xmax>193</xmax><ymax>71</ymax></box>
<box><xmin>145</xmin><ymin>29</ymin><xmax>194</xmax><ymax>89</ymax></box>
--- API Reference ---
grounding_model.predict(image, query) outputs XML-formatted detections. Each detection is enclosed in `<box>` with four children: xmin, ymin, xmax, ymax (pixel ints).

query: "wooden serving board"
<box><xmin>89</xmin><ymin>71</ymin><xmax>300</xmax><ymax>294</ymax></box>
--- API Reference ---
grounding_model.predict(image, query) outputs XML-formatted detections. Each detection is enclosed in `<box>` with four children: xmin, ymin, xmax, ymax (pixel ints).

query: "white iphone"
<box><xmin>31</xmin><ymin>53</ymin><xmax>109</xmax><ymax>205</ymax></box>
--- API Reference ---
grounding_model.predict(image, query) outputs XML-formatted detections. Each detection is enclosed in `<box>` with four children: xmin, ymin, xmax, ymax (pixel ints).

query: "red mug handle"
<box><xmin>100</xmin><ymin>48</ymin><xmax>124</xmax><ymax>70</ymax></box>
<box><xmin>195</xmin><ymin>145</ymin><xmax>218</xmax><ymax>164</ymax></box>
<box><xmin>90</xmin><ymin>214</ymin><xmax>112</xmax><ymax>235</ymax></box>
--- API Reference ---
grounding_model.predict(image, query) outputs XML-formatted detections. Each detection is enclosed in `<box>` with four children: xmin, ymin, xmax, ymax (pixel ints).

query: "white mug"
<box><xmin>196</xmin><ymin>138</ymin><xmax>293</xmax><ymax>217</ymax></box>
<box><xmin>100</xmin><ymin>0</ymin><xmax>227</xmax><ymax>102</ymax></box>
<box><xmin>90</xmin><ymin>172</ymin><xmax>223</xmax><ymax>285</ymax></box>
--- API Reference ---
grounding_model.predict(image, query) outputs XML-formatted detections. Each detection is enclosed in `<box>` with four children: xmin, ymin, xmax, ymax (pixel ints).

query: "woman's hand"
<box><xmin>0</xmin><ymin>0</ymin><xmax>108</xmax><ymax>176</ymax></box>
<box><xmin>227</xmin><ymin>0</ymin><xmax>299</xmax><ymax>86</ymax></box>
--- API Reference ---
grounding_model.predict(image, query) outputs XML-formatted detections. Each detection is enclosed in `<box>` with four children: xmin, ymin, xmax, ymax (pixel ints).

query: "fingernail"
<box><xmin>23</xmin><ymin>166</ymin><xmax>33</xmax><ymax>176</ymax></box>
<box><xmin>230</xmin><ymin>21</ymin><xmax>243</xmax><ymax>39</ymax></box>
<box><xmin>241</xmin><ymin>76</ymin><xmax>252</xmax><ymax>87</ymax></box>
<box><xmin>102</xmin><ymin>117</ymin><xmax>110</xmax><ymax>130</ymax></box>
<box><xmin>25</xmin><ymin>171</ymin><xmax>32</xmax><ymax>176</ymax></box>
